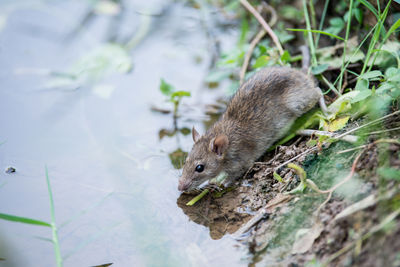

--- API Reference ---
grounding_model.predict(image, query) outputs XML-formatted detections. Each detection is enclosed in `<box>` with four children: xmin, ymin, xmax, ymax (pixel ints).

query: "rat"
<box><xmin>178</xmin><ymin>66</ymin><xmax>322</xmax><ymax>192</ymax></box>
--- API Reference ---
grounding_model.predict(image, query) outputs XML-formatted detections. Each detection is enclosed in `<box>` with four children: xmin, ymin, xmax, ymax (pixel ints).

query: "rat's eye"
<box><xmin>195</xmin><ymin>164</ymin><xmax>204</xmax><ymax>173</ymax></box>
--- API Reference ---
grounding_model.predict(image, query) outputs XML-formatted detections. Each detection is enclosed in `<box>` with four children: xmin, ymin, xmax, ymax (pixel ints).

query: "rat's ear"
<box><xmin>192</xmin><ymin>126</ymin><xmax>201</xmax><ymax>143</ymax></box>
<box><xmin>210</xmin><ymin>134</ymin><xmax>229</xmax><ymax>156</ymax></box>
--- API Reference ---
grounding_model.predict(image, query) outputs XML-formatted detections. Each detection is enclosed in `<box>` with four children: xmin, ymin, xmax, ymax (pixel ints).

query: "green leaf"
<box><xmin>311</xmin><ymin>64</ymin><xmax>329</xmax><ymax>75</ymax></box>
<box><xmin>159</xmin><ymin>79</ymin><xmax>174</xmax><ymax>96</ymax></box>
<box><xmin>354</xmin><ymin>8</ymin><xmax>363</xmax><ymax>24</ymax></box>
<box><xmin>358</xmin><ymin>0</ymin><xmax>378</xmax><ymax>18</ymax></box>
<box><xmin>0</xmin><ymin>213</ymin><xmax>51</xmax><ymax>227</ymax></box>
<box><xmin>378</xmin><ymin>167</ymin><xmax>400</xmax><ymax>180</ymax></box>
<box><xmin>280</xmin><ymin>5</ymin><xmax>303</xmax><ymax>21</ymax></box>
<box><xmin>170</xmin><ymin>91</ymin><xmax>191</xmax><ymax>98</ymax></box>
<box><xmin>324</xmin><ymin>17</ymin><xmax>345</xmax><ymax>36</ymax></box>
<box><xmin>253</xmin><ymin>55</ymin><xmax>270</xmax><ymax>68</ymax></box>
<box><xmin>350</xmin><ymin>90</ymin><xmax>372</xmax><ymax>103</ymax></box>
<box><xmin>384</xmin><ymin>19</ymin><xmax>400</xmax><ymax>41</ymax></box>
<box><xmin>286</xmin><ymin>28</ymin><xmax>344</xmax><ymax>41</ymax></box>
<box><xmin>355</xmin><ymin>78</ymin><xmax>369</xmax><ymax>91</ymax></box>
<box><xmin>280</xmin><ymin>50</ymin><xmax>291</xmax><ymax>63</ymax></box>
<box><xmin>360</xmin><ymin>70</ymin><xmax>383</xmax><ymax>80</ymax></box>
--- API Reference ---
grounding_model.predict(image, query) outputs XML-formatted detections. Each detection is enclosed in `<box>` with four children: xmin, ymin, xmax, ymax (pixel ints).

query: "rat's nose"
<box><xmin>178</xmin><ymin>179</ymin><xmax>190</xmax><ymax>192</ymax></box>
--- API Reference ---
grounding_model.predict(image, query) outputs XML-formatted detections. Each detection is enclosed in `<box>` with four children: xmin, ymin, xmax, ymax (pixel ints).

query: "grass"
<box><xmin>0</xmin><ymin>167</ymin><xmax>63</xmax><ymax>267</ymax></box>
<box><xmin>45</xmin><ymin>166</ymin><xmax>63</xmax><ymax>267</ymax></box>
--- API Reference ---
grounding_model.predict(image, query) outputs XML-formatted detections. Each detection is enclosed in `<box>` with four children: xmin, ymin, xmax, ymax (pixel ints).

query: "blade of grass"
<box><xmin>308</xmin><ymin>0</ymin><xmax>317</xmax><ymax>31</ymax></box>
<box><xmin>315</xmin><ymin>0</ymin><xmax>330</xmax><ymax>47</ymax></box>
<box><xmin>287</xmin><ymin>29</ymin><xmax>344</xmax><ymax>41</ymax></box>
<box><xmin>45</xmin><ymin>166</ymin><xmax>63</xmax><ymax>267</ymax></box>
<box><xmin>302</xmin><ymin>0</ymin><xmax>317</xmax><ymax>66</ymax></box>
<box><xmin>186</xmin><ymin>189</ymin><xmax>209</xmax><ymax>206</ymax></box>
<box><xmin>333</xmin><ymin>23</ymin><xmax>378</xmax><ymax>88</ymax></box>
<box><xmin>361</xmin><ymin>0</ymin><xmax>392</xmax><ymax>75</ymax></box>
<box><xmin>358</xmin><ymin>0</ymin><xmax>378</xmax><ymax>19</ymax></box>
<box><xmin>338</xmin><ymin>0</ymin><xmax>354</xmax><ymax>91</ymax></box>
<box><xmin>0</xmin><ymin>213</ymin><xmax>51</xmax><ymax>227</ymax></box>
<box><xmin>368</xmin><ymin>18</ymin><xmax>400</xmax><ymax>70</ymax></box>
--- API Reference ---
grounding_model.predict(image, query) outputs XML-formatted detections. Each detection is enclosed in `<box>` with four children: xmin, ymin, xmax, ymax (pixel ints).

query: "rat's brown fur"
<box><xmin>178</xmin><ymin>67</ymin><xmax>321</xmax><ymax>192</ymax></box>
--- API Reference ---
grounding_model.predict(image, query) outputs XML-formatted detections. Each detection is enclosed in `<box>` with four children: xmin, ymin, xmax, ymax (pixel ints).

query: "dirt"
<box><xmin>177</xmin><ymin>113</ymin><xmax>400</xmax><ymax>266</ymax></box>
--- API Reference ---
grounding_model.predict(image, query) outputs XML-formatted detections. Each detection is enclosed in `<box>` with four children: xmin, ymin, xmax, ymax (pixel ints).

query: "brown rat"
<box><xmin>178</xmin><ymin>67</ymin><xmax>322</xmax><ymax>192</ymax></box>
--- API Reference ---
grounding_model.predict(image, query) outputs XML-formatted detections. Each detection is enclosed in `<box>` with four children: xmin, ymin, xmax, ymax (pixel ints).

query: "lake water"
<box><xmin>0</xmin><ymin>1</ymin><xmax>248</xmax><ymax>266</ymax></box>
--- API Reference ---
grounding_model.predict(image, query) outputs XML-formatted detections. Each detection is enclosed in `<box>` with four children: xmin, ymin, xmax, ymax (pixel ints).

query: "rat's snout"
<box><xmin>178</xmin><ymin>178</ymin><xmax>191</xmax><ymax>192</ymax></box>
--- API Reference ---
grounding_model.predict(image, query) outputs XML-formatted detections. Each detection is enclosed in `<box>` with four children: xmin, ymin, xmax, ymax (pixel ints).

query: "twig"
<box><xmin>239</xmin><ymin>29</ymin><xmax>266</xmax><ymax>85</ymax></box>
<box><xmin>239</xmin><ymin>3</ymin><xmax>277</xmax><ymax>85</ymax></box>
<box><xmin>336</xmin><ymin>144</ymin><xmax>367</xmax><ymax>154</ymax></box>
<box><xmin>297</xmin><ymin>129</ymin><xmax>359</xmax><ymax>143</ymax></box>
<box><xmin>335</xmin><ymin>110</ymin><xmax>400</xmax><ymax>140</ymax></box>
<box><xmin>275</xmin><ymin>147</ymin><xmax>318</xmax><ymax>171</ymax></box>
<box><xmin>361</xmin><ymin>126</ymin><xmax>400</xmax><ymax>135</ymax></box>
<box><xmin>239</xmin><ymin>0</ymin><xmax>284</xmax><ymax>55</ymax></box>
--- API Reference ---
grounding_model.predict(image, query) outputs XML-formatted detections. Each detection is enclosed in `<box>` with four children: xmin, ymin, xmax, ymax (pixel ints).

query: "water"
<box><xmin>0</xmin><ymin>1</ymin><xmax>246</xmax><ymax>266</ymax></box>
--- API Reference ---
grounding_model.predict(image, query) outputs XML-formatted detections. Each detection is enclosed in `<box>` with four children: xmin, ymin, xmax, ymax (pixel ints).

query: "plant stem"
<box><xmin>239</xmin><ymin>0</ymin><xmax>284</xmax><ymax>55</ymax></box>
<box><xmin>338</xmin><ymin>0</ymin><xmax>353</xmax><ymax>91</ymax></box>
<box><xmin>302</xmin><ymin>0</ymin><xmax>317</xmax><ymax>66</ymax></box>
<box><xmin>45</xmin><ymin>166</ymin><xmax>63</xmax><ymax>267</ymax></box>
<box><xmin>315</xmin><ymin>0</ymin><xmax>330</xmax><ymax>47</ymax></box>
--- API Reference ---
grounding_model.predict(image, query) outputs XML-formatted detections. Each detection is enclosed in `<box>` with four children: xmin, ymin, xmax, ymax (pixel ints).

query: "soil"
<box><xmin>177</xmin><ymin>111</ymin><xmax>400</xmax><ymax>266</ymax></box>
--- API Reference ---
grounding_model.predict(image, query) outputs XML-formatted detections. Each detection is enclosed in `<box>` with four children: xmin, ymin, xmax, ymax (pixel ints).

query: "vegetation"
<box><xmin>178</xmin><ymin>0</ymin><xmax>400</xmax><ymax>264</ymax></box>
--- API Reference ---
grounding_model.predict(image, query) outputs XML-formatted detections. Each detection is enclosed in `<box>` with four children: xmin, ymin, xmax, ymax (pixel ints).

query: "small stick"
<box><xmin>239</xmin><ymin>0</ymin><xmax>284</xmax><ymax>55</ymax></box>
<box><xmin>361</xmin><ymin>126</ymin><xmax>400</xmax><ymax>135</ymax></box>
<box><xmin>335</xmin><ymin>110</ymin><xmax>400</xmax><ymax>139</ymax></box>
<box><xmin>239</xmin><ymin>29</ymin><xmax>266</xmax><ymax>85</ymax></box>
<box><xmin>239</xmin><ymin>3</ymin><xmax>277</xmax><ymax>84</ymax></box>
<box><xmin>274</xmin><ymin>147</ymin><xmax>318</xmax><ymax>171</ymax></box>
<box><xmin>297</xmin><ymin>129</ymin><xmax>358</xmax><ymax>143</ymax></box>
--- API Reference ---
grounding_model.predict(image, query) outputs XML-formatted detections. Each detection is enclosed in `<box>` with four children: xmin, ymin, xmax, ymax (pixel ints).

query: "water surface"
<box><xmin>0</xmin><ymin>1</ymin><xmax>245</xmax><ymax>266</ymax></box>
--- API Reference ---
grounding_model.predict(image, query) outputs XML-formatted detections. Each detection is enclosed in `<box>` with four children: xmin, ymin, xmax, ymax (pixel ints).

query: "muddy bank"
<box><xmin>177</xmin><ymin>112</ymin><xmax>400</xmax><ymax>266</ymax></box>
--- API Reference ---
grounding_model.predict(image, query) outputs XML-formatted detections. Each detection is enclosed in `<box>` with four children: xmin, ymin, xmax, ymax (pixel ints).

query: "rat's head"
<box><xmin>178</xmin><ymin>127</ymin><xmax>229</xmax><ymax>192</ymax></box>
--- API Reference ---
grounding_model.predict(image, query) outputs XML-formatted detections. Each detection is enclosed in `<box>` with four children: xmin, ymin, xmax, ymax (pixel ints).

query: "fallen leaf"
<box><xmin>292</xmin><ymin>222</ymin><xmax>323</xmax><ymax>254</ymax></box>
<box><xmin>328</xmin><ymin>116</ymin><xmax>350</xmax><ymax>132</ymax></box>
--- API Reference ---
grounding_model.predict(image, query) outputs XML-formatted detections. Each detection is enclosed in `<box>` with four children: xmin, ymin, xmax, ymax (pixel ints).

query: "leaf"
<box><xmin>383</xmin><ymin>18</ymin><xmax>400</xmax><ymax>42</ymax></box>
<box><xmin>72</xmin><ymin>43</ymin><xmax>132</xmax><ymax>82</ymax></box>
<box><xmin>324</xmin><ymin>17</ymin><xmax>345</xmax><ymax>36</ymax></box>
<box><xmin>355</xmin><ymin>78</ymin><xmax>369</xmax><ymax>91</ymax></box>
<box><xmin>328</xmin><ymin>116</ymin><xmax>350</xmax><ymax>132</ymax></box>
<box><xmin>280</xmin><ymin>50</ymin><xmax>291</xmax><ymax>63</ymax></box>
<box><xmin>171</xmin><ymin>91</ymin><xmax>191</xmax><ymax>98</ymax></box>
<box><xmin>159</xmin><ymin>78</ymin><xmax>174</xmax><ymax>96</ymax></box>
<box><xmin>350</xmin><ymin>89</ymin><xmax>372</xmax><ymax>103</ymax></box>
<box><xmin>360</xmin><ymin>70</ymin><xmax>383</xmax><ymax>80</ymax></box>
<box><xmin>354</xmin><ymin>7</ymin><xmax>363</xmax><ymax>24</ymax></box>
<box><xmin>292</xmin><ymin>223</ymin><xmax>323</xmax><ymax>254</ymax></box>
<box><xmin>0</xmin><ymin>213</ymin><xmax>51</xmax><ymax>227</ymax></box>
<box><xmin>286</xmin><ymin>28</ymin><xmax>344</xmax><ymax>40</ymax></box>
<box><xmin>311</xmin><ymin>64</ymin><xmax>329</xmax><ymax>75</ymax></box>
<box><xmin>358</xmin><ymin>0</ymin><xmax>378</xmax><ymax>18</ymax></box>
<box><xmin>253</xmin><ymin>55</ymin><xmax>270</xmax><ymax>68</ymax></box>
